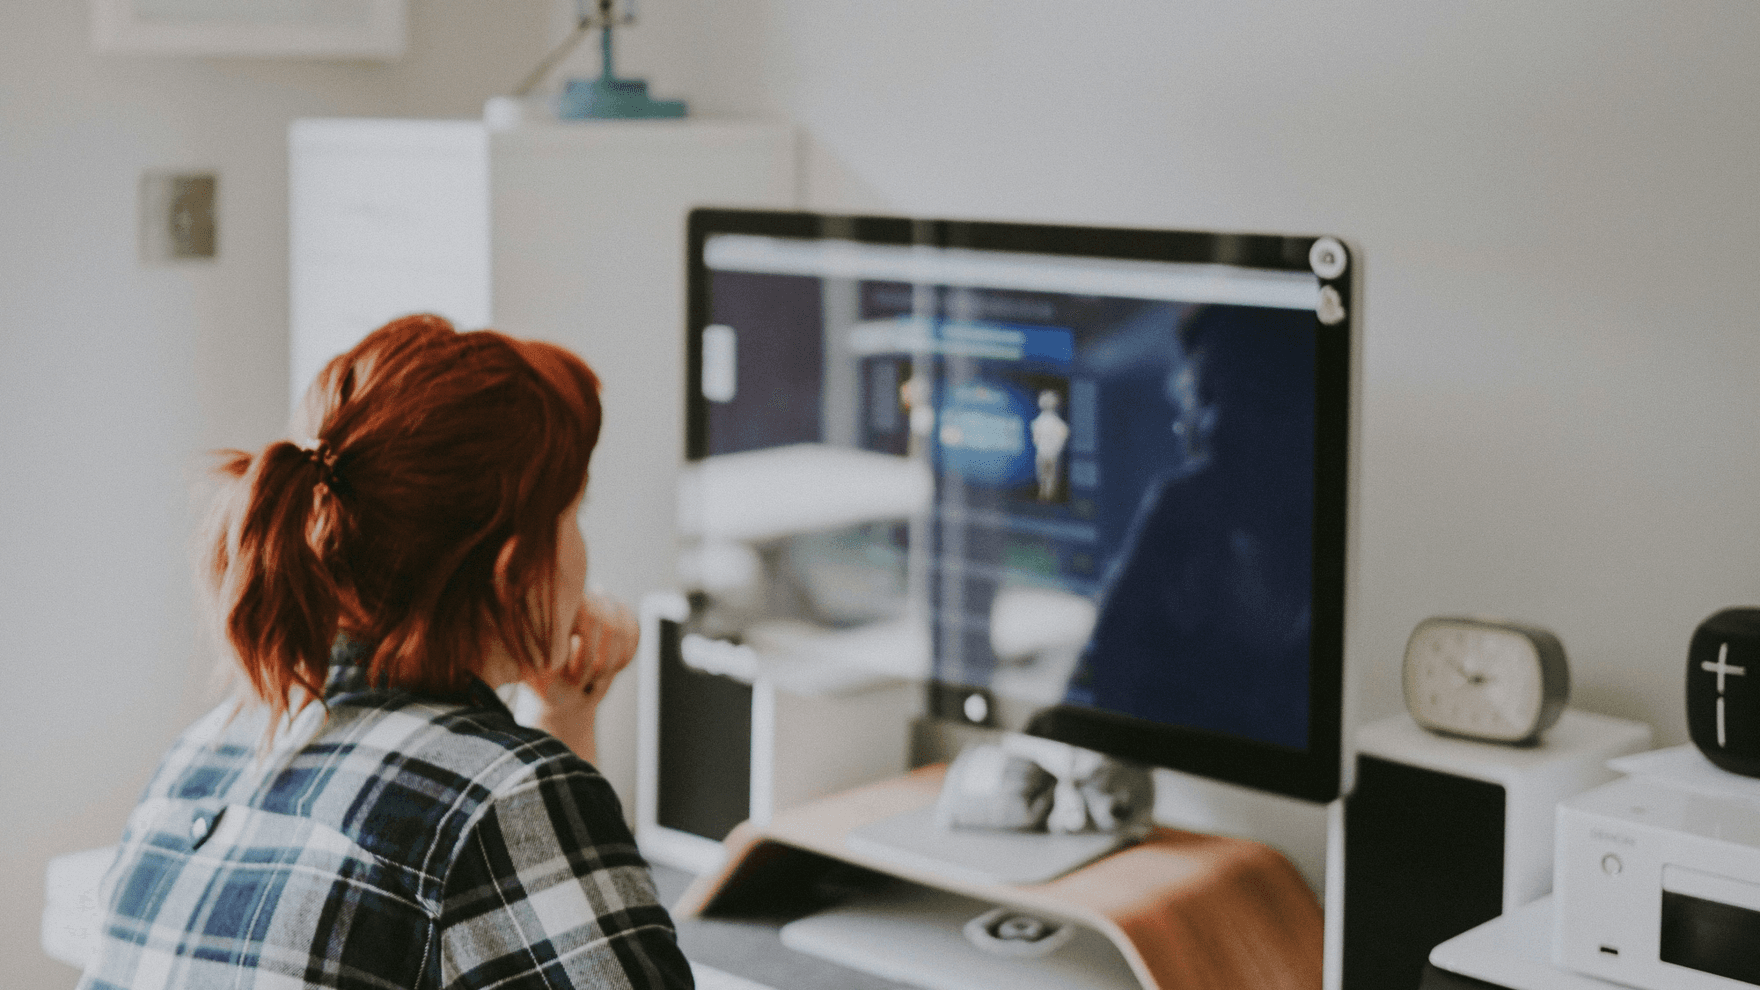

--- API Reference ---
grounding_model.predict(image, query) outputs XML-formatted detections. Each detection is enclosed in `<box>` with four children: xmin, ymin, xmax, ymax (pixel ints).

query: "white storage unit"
<box><xmin>290</xmin><ymin>119</ymin><xmax>493</xmax><ymax>401</ymax></box>
<box><xmin>288</xmin><ymin>116</ymin><xmax>798</xmax><ymax>806</ymax></box>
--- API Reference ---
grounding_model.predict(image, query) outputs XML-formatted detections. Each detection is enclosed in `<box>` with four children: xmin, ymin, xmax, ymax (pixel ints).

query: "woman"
<box><xmin>79</xmin><ymin>315</ymin><xmax>694</xmax><ymax>989</ymax></box>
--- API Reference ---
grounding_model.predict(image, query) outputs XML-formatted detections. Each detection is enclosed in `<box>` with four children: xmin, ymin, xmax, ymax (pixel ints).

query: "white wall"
<box><xmin>0</xmin><ymin>4</ymin><xmax>556</xmax><ymax>984</ymax></box>
<box><xmin>666</xmin><ymin>0</ymin><xmax>1760</xmax><ymax>741</ymax></box>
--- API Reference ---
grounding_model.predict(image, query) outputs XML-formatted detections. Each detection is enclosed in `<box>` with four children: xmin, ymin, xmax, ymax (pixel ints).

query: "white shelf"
<box><xmin>93</xmin><ymin>0</ymin><xmax>405</xmax><ymax>58</ymax></box>
<box><xmin>1429</xmin><ymin>896</ymin><xmax>1621</xmax><ymax>990</ymax></box>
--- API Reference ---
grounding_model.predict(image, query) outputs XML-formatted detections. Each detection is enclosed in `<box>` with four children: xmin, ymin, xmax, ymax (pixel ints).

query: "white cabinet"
<box><xmin>290</xmin><ymin>119</ymin><xmax>493</xmax><ymax>400</ymax></box>
<box><xmin>289</xmin><ymin>117</ymin><xmax>797</xmax><ymax>803</ymax></box>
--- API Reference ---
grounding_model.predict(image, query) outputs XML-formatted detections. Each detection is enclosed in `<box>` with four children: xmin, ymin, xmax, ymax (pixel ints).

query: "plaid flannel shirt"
<box><xmin>78</xmin><ymin>640</ymin><xmax>694</xmax><ymax>990</ymax></box>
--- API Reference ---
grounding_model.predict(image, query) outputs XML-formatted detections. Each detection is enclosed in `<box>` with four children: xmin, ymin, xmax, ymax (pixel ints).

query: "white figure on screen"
<box><xmin>1030</xmin><ymin>389</ymin><xmax>1070</xmax><ymax>501</ymax></box>
<box><xmin>900</xmin><ymin>375</ymin><xmax>935</xmax><ymax>458</ymax></box>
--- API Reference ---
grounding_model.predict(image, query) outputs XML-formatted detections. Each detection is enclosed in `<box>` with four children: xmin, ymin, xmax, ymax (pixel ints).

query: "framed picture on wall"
<box><xmin>92</xmin><ymin>0</ymin><xmax>406</xmax><ymax>59</ymax></box>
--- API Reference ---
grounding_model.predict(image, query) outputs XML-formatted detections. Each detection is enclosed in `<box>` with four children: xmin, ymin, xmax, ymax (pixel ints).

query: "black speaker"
<box><xmin>655</xmin><ymin>616</ymin><xmax>754</xmax><ymax>843</ymax></box>
<box><xmin>1343</xmin><ymin>752</ymin><xmax>1505</xmax><ymax>990</ymax></box>
<box><xmin>1686</xmin><ymin>607</ymin><xmax>1760</xmax><ymax>777</ymax></box>
<box><xmin>1341</xmin><ymin>712</ymin><xmax>1650</xmax><ymax>990</ymax></box>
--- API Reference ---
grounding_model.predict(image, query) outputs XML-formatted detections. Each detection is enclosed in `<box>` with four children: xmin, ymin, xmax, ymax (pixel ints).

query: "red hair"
<box><xmin>204</xmin><ymin>314</ymin><xmax>602</xmax><ymax>725</ymax></box>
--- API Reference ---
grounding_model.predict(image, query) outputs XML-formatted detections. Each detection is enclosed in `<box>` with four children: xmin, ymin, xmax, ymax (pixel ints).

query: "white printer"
<box><xmin>1555</xmin><ymin>745</ymin><xmax>1760</xmax><ymax>989</ymax></box>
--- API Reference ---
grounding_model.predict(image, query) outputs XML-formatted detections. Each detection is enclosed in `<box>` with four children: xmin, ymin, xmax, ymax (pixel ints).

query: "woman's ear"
<box><xmin>492</xmin><ymin>534</ymin><xmax>566</xmax><ymax>673</ymax></box>
<box><xmin>493</xmin><ymin>536</ymin><xmax>518</xmax><ymax>595</ymax></box>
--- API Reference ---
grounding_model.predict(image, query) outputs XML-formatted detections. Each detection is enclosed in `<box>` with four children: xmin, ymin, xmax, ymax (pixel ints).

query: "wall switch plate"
<box><xmin>141</xmin><ymin>171</ymin><xmax>217</xmax><ymax>261</ymax></box>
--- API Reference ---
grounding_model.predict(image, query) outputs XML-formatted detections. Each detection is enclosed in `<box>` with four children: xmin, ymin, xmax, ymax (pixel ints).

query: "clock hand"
<box><xmin>1445</xmin><ymin>656</ymin><xmax>1488</xmax><ymax>687</ymax></box>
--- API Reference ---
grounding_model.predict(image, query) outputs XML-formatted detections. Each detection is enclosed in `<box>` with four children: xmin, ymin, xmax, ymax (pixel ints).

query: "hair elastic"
<box><xmin>294</xmin><ymin>437</ymin><xmax>341</xmax><ymax>492</ymax></box>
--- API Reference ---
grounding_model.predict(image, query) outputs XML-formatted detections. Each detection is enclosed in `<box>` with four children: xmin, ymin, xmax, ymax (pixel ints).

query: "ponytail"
<box><xmin>206</xmin><ymin>439</ymin><xmax>344</xmax><ymax>730</ymax></box>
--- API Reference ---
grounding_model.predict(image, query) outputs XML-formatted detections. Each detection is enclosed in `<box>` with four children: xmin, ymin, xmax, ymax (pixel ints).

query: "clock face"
<box><xmin>1404</xmin><ymin>619</ymin><xmax>1547</xmax><ymax>743</ymax></box>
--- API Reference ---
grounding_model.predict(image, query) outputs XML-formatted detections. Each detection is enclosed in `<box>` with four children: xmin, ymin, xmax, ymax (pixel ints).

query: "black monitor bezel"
<box><xmin>686</xmin><ymin>208</ymin><xmax>1352</xmax><ymax>804</ymax></box>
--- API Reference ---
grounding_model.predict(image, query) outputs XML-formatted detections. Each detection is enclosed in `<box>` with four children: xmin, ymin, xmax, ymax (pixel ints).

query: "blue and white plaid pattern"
<box><xmin>78</xmin><ymin>641</ymin><xmax>693</xmax><ymax>989</ymax></box>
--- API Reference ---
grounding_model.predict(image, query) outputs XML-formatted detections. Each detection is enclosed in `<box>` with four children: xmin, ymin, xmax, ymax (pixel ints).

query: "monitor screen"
<box><xmin>682</xmin><ymin>211</ymin><xmax>1353</xmax><ymax>802</ymax></box>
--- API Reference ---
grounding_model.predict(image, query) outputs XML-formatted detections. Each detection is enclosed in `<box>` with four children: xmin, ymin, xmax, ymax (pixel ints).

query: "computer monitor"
<box><xmin>681</xmin><ymin>209</ymin><xmax>1355</xmax><ymax>804</ymax></box>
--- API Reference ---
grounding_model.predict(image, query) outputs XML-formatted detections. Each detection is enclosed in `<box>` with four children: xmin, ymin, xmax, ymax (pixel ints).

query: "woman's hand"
<box><xmin>562</xmin><ymin>592</ymin><xmax>639</xmax><ymax>704</ymax></box>
<box><xmin>526</xmin><ymin>593</ymin><xmax>638</xmax><ymax>765</ymax></box>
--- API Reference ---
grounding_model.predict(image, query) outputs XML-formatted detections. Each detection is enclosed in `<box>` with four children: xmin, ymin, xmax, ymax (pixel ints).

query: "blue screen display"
<box><xmin>700</xmin><ymin>253</ymin><xmax>1318</xmax><ymax>751</ymax></box>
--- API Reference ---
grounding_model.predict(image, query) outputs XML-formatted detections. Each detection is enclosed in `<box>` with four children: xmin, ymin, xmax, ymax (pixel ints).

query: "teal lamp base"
<box><xmin>558</xmin><ymin>76</ymin><xmax>686</xmax><ymax>120</ymax></box>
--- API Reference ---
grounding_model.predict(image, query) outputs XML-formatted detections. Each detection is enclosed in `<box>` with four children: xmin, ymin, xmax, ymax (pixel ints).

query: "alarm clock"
<box><xmin>1402</xmin><ymin>616</ymin><xmax>1570</xmax><ymax>745</ymax></box>
<box><xmin>1686</xmin><ymin>607</ymin><xmax>1760</xmax><ymax>777</ymax></box>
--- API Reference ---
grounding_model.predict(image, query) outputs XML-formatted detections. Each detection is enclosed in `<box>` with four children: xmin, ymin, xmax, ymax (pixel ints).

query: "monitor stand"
<box><xmin>779</xmin><ymin>881</ymin><xmax>1140</xmax><ymax>990</ymax></box>
<box><xmin>844</xmin><ymin>804</ymin><xmax>1139</xmax><ymax>887</ymax></box>
<box><xmin>673</xmin><ymin>766</ymin><xmax>1325</xmax><ymax>990</ymax></box>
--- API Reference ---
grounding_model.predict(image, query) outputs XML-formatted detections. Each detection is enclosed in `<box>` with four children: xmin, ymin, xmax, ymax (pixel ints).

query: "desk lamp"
<box><xmin>512</xmin><ymin>0</ymin><xmax>686</xmax><ymax>120</ymax></box>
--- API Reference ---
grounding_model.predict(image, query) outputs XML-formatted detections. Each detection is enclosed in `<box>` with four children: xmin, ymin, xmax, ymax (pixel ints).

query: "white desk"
<box><xmin>1424</xmin><ymin>896</ymin><xmax>1624</xmax><ymax>990</ymax></box>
